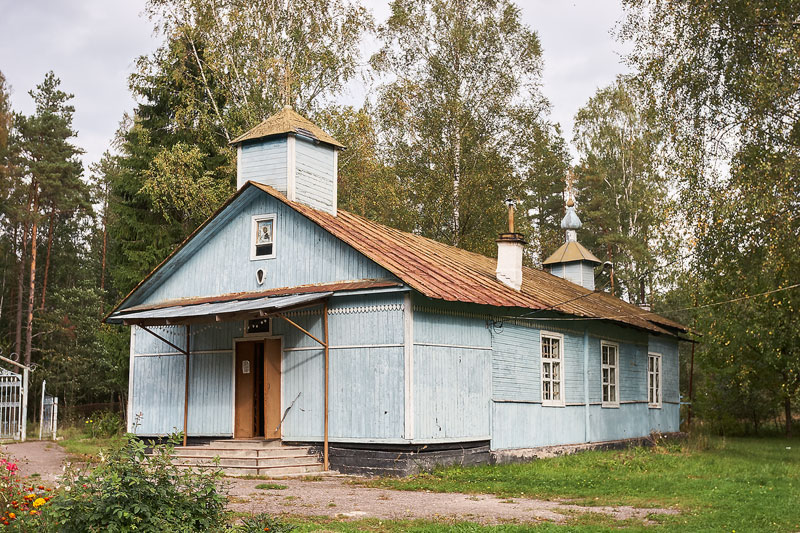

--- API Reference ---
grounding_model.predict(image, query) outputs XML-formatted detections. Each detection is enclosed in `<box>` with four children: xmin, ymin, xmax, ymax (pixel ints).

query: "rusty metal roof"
<box><xmin>106</xmin><ymin>181</ymin><xmax>686</xmax><ymax>336</ymax></box>
<box><xmin>542</xmin><ymin>241</ymin><xmax>602</xmax><ymax>265</ymax></box>
<box><xmin>118</xmin><ymin>280</ymin><xmax>401</xmax><ymax>314</ymax></box>
<box><xmin>248</xmin><ymin>183</ymin><xmax>687</xmax><ymax>335</ymax></box>
<box><xmin>229</xmin><ymin>106</ymin><xmax>345</xmax><ymax>148</ymax></box>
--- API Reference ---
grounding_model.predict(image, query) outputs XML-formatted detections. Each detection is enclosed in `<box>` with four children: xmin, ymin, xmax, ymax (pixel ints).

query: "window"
<box><xmin>601</xmin><ymin>341</ymin><xmax>619</xmax><ymax>407</ymax></box>
<box><xmin>251</xmin><ymin>214</ymin><xmax>276</xmax><ymax>260</ymax></box>
<box><xmin>244</xmin><ymin>317</ymin><xmax>271</xmax><ymax>336</ymax></box>
<box><xmin>648</xmin><ymin>353</ymin><xmax>662</xmax><ymax>408</ymax></box>
<box><xmin>541</xmin><ymin>332</ymin><xmax>564</xmax><ymax>406</ymax></box>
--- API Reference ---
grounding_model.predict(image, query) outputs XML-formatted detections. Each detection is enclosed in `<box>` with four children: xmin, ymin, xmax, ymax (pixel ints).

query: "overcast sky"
<box><xmin>0</xmin><ymin>0</ymin><xmax>630</xmax><ymax>171</ymax></box>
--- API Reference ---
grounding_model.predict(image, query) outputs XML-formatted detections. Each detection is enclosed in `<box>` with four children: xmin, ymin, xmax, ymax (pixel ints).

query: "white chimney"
<box><xmin>496</xmin><ymin>200</ymin><xmax>526</xmax><ymax>291</ymax></box>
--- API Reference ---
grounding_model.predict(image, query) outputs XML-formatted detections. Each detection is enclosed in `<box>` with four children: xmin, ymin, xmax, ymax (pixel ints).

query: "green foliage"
<box><xmin>0</xmin><ymin>457</ymin><xmax>53</xmax><ymax>530</ymax></box>
<box><xmin>83</xmin><ymin>411</ymin><xmax>125</xmax><ymax>439</ymax></box>
<box><xmin>233</xmin><ymin>513</ymin><xmax>296</xmax><ymax>533</ymax></box>
<box><xmin>372</xmin><ymin>0</ymin><xmax>569</xmax><ymax>257</ymax></box>
<box><xmin>621</xmin><ymin>0</ymin><xmax>800</xmax><ymax>435</ymax></box>
<box><xmin>40</xmin><ymin>434</ymin><xmax>227</xmax><ymax>533</ymax></box>
<box><xmin>572</xmin><ymin>75</ymin><xmax>677</xmax><ymax>301</ymax></box>
<box><xmin>364</xmin><ymin>437</ymin><xmax>800</xmax><ymax>531</ymax></box>
<box><xmin>253</xmin><ymin>483</ymin><xmax>287</xmax><ymax>490</ymax></box>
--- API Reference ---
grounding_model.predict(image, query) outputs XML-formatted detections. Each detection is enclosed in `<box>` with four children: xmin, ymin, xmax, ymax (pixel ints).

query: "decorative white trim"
<box><xmin>134</xmin><ymin>349</ymin><xmax>233</xmax><ymax>357</ymax></box>
<box><xmin>127</xmin><ymin>326</ymin><xmax>136</xmax><ymax>432</ymax></box>
<box><xmin>601</xmin><ymin>340</ymin><xmax>620</xmax><ymax>408</ymax></box>
<box><xmin>404</xmin><ymin>293</ymin><xmax>414</xmax><ymax>440</ymax></box>
<box><xmin>541</xmin><ymin>331</ymin><xmax>565</xmax><ymax>407</ymax></box>
<box><xmin>648</xmin><ymin>352</ymin><xmax>662</xmax><ymax>408</ymax></box>
<box><xmin>413</xmin><ymin>342</ymin><xmax>492</xmax><ymax>351</ymax></box>
<box><xmin>332</xmin><ymin>148</ymin><xmax>338</xmax><ymax>215</ymax></box>
<box><xmin>236</xmin><ymin>145</ymin><xmax>243</xmax><ymax>189</ymax></box>
<box><xmin>329</xmin><ymin>304</ymin><xmax>403</xmax><ymax>315</ymax></box>
<box><xmin>283</xmin><ymin>343</ymin><xmax>403</xmax><ymax>352</ymax></box>
<box><xmin>250</xmin><ymin>214</ymin><xmax>277</xmax><ymax>261</ymax></box>
<box><xmin>286</xmin><ymin>135</ymin><xmax>296</xmax><ymax>201</ymax></box>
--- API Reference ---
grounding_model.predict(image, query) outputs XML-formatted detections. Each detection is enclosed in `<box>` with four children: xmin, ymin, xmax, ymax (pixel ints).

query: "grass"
<box><xmin>351</xmin><ymin>435</ymin><xmax>800</xmax><ymax>532</ymax></box>
<box><xmin>56</xmin><ymin>426</ymin><xmax>123</xmax><ymax>462</ymax></box>
<box><xmin>254</xmin><ymin>482</ymin><xmax>288</xmax><ymax>490</ymax></box>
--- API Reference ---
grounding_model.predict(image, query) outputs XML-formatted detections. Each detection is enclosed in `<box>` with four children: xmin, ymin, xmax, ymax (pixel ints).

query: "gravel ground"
<box><xmin>0</xmin><ymin>441</ymin><xmax>679</xmax><ymax>525</ymax></box>
<box><xmin>226</xmin><ymin>476</ymin><xmax>679</xmax><ymax>525</ymax></box>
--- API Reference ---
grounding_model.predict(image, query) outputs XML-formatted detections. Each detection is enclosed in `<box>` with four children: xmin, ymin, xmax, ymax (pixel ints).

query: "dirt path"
<box><xmin>226</xmin><ymin>476</ymin><xmax>679</xmax><ymax>525</ymax></box>
<box><xmin>0</xmin><ymin>445</ymin><xmax>678</xmax><ymax>525</ymax></box>
<box><xmin>1</xmin><ymin>440</ymin><xmax>66</xmax><ymax>484</ymax></box>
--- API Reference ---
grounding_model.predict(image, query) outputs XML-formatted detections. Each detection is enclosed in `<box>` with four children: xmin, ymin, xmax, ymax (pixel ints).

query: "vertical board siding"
<box><xmin>135</xmin><ymin>192</ymin><xmax>392</xmax><ymax>306</ymax></box>
<box><xmin>413</xmin><ymin>346</ymin><xmax>491</xmax><ymax>440</ymax></box>
<box><xmin>133</xmin><ymin>325</ymin><xmax>186</xmax><ymax>355</ymax></box>
<box><xmin>649</xmin><ymin>335</ymin><xmax>680</xmax><ymax>404</ymax></box>
<box><xmin>131</xmin><ymin>355</ymin><xmax>185</xmax><ymax>435</ymax></box>
<box><xmin>279</xmin><ymin>294</ymin><xmax>405</xmax><ymax>441</ymax></box>
<box><xmin>239</xmin><ymin>139</ymin><xmax>287</xmax><ymax>191</ymax></box>
<box><xmin>564</xmin><ymin>262</ymin><xmax>582</xmax><ymax>286</ymax></box>
<box><xmin>188</xmin><ymin>352</ymin><xmax>233</xmax><ymax>435</ymax></box>
<box><xmin>491</xmin><ymin>323</ymin><xmax>585</xmax><ymax>405</ymax></box>
<box><xmin>581</xmin><ymin>263</ymin><xmax>595</xmax><ymax>290</ymax></box>
<box><xmin>491</xmin><ymin>403</ymin><xmax>586</xmax><ymax>449</ymax></box>
<box><xmin>295</xmin><ymin>138</ymin><xmax>335</xmax><ymax>214</ymax></box>
<box><xmin>413</xmin><ymin>304</ymin><xmax>491</xmax><ymax>347</ymax></box>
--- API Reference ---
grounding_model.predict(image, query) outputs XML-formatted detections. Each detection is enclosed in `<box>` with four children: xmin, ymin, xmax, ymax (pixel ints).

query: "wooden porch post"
<box><xmin>183</xmin><ymin>324</ymin><xmax>190</xmax><ymax>447</ymax></box>
<box><xmin>323</xmin><ymin>302</ymin><xmax>329</xmax><ymax>471</ymax></box>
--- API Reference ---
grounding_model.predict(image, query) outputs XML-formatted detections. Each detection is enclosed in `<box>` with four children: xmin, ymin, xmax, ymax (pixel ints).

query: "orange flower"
<box><xmin>7</xmin><ymin>514</ymin><xmax>14</xmax><ymax>520</ymax></box>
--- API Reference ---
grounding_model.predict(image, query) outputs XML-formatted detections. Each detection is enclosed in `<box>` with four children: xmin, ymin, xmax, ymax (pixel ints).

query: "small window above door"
<box><xmin>251</xmin><ymin>214</ymin><xmax>277</xmax><ymax>260</ymax></box>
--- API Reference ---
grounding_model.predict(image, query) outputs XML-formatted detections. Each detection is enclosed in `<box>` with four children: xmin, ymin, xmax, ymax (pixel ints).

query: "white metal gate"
<box><xmin>0</xmin><ymin>368</ymin><xmax>23</xmax><ymax>440</ymax></box>
<box><xmin>39</xmin><ymin>380</ymin><xmax>58</xmax><ymax>440</ymax></box>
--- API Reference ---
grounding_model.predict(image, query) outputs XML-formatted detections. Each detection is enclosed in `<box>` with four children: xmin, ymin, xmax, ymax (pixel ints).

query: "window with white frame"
<box><xmin>541</xmin><ymin>332</ymin><xmax>564</xmax><ymax>406</ymax></box>
<box><xmin>648</xmin><ymin>352</ymin><xmax>662</xmax><ymax>408</ymax></box>
<box><xmin>601</xmin><ymin>341</ymin><xmax>619</xmax><ymax>407</ymax></box>
<box><xmin>251</xmin><ymin>214</ymin><xmax>276</xmax><ymax>260</ymax></box>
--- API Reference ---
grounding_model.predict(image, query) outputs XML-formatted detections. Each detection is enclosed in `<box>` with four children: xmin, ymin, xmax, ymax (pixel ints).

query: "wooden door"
<box><xmin>264</xmin><ymin>339</ymin><xmax>282</xmax><ymax>439</ymax></box>
<box><xmin>234</xmin><ymin>342</ymin><xmax>256</xmax><ymax>438</ymax></box>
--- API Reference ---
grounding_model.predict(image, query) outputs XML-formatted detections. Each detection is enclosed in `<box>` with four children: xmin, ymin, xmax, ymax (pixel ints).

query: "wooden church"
<box><xmin>107</xmin><ymin>106</ymin><xmax>687</xmax><ymax>476</ymax></box>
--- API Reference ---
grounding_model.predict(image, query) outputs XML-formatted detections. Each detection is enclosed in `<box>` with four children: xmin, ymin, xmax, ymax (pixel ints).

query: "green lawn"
<box><xmin>348</xmin><ymin>436</ymin><xmax>800</xmax><ymax>532</ymax></box>
<box><xmin>56</xmin><ymin>426</ymin><xmax>124</xmax><ymax>462</ymax></box>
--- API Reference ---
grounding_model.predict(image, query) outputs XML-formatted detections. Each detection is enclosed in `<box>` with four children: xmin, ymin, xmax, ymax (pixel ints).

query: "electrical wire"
<box><xmin>505</xmin><ymin>281</ymin><xmax>800</xmax><ymax>323</ymax></box>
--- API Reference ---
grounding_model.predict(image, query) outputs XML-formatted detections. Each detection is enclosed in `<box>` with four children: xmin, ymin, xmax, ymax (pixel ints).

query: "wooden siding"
<box><xmin>134</xmin><ymin>192</ymin><xmax>391</xmax><ymax>306</ymax></box>
<box><xmin>411</xmin><ymin>303</ymin><xmax>492</xmax><ymax>441</ymax></box>
<box><xmin>649</xmin><ymin>335</ymin><xmax>680</xmax><ymax>404</ymax></box>
<box><xmin>295</xmin><ymin>137</ymin><xmax>336</xmax><ymax>214</ymax></box>
<box><xmin>131</xmin><ymin>354</ymin><xmax>186</xmax><ymax>435</ymax></box>
<box><xmin>491</xmin><ymin>403</ymin><xmax>586</xmax><ymax>449</ymax></box>
<box><xmin>238</xmin><ymin>138</ymin><xmax>287</xmax><ymax>191</ymax></box>
<box><xmin>491</xmin><ymin>322</ymin><xmax>585</xmax><ymax>404</ymax></box>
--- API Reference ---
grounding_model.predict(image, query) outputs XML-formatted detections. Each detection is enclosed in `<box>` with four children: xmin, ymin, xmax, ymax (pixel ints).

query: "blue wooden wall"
<box><xmin>126</xmin><ymin>189</ymin><xmax>392</xmax><ymax>308</ymax></box>
<box><xmin>411</xmin><ymin>301</ymin><xmax>492</xmax><ymax>441</ymax></box>
<box><xmin>239</xmin><ymin>139</ymin><xmax>287</xmax><ymax>191</ymax></box>
<box><xmin>295</xmin><ymin>137</ymin><xmax>336</xmax><ymax>214</ymax></box>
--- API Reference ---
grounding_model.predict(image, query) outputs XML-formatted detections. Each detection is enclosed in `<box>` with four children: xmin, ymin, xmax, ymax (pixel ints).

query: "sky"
<box><xmin>0</xmin><ymin>0</ymin><xmax>631</xmax><ymax>171</ymax></box>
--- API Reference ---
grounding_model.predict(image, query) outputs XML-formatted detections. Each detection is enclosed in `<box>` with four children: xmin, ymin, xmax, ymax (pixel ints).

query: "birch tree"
<box><xmin>371</xmin><ymin>0</ymin><xmax>566</xmax><ymax>256</ymax></box>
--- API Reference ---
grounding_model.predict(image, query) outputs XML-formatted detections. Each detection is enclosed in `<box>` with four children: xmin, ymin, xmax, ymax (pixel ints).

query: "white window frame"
<box><xmin>648</xmin><ymin>352</ymin><xmax>662</xmax><ymax>408</ymax></box>
<box><xmin>601</xmin><ymin>340</ymin><xmax>619</xmax><ymax>407</ymax></box>
<box><xmin>541</xmin><ymin>331</ymin><xmax>565</xmax><ymax>407</ymax></box>
<box><xmin>250</xmin><ymin>214</ymin><xmax>277</xmax><ymax>260</ymax></box>
<box><xmin>243</xmin><ymin>317</ymin><xmax>272</xmax><ymax>337</ymax></box>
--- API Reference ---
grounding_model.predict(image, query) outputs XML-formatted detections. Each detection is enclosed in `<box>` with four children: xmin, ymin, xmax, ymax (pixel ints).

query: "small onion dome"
<box><xmin>561</xmin><ymin>202</ymin><xmax>582</xmax><ymax>230</ymax></box>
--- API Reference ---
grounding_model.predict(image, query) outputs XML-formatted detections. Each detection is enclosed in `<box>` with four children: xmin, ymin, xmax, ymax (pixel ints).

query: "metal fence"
<box><xmin>0</xmin><ymin>368</ymin><xmax>22</xmax><ymax>440</ymax></box>
<box><xmin>39</xmin><ymin>380</ymin><xmax>58</xmax><ymax>440</ymax></box>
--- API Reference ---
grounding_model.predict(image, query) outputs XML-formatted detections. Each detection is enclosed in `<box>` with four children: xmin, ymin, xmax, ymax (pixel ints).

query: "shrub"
<box><xmin>38</xmin><ymin>434</ymin><xmax>227</xmax><ymax>532</ymax></box>
<box><xmin>232</xmin><ymin>513</ymin><xmax>296</xmax><ymax>533</ymax></box>
<box><xmin>83</xmin><ymin>410</ymin><xmax>124</xmax><ymax>439</ymax></box>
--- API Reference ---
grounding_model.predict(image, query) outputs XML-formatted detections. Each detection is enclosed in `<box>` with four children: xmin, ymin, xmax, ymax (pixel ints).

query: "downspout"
<box><xmin>583</xmin><ymin>328</ymin><xmax>590</xmax><ymax>443</ymax></box>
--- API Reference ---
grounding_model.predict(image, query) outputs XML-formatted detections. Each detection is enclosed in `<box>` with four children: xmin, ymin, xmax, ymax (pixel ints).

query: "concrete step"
<box><xmin>173</xmin><ymin>446</ymin><xmax>314</xmax><ymax>458</ymax></box>
<box><xmin>191</xmin><ymin>439</ymin><xmax>285</xmax><ymax>450</ymax></box>
<box><xmin>176</xmin><ymin>462</ymin><xmax>324</xmax><ymax>477</ymax></box>
<box><xmin>171</xmin><ymin>455</ymin><xmax>318</xmax><ymax>467</ymax></box>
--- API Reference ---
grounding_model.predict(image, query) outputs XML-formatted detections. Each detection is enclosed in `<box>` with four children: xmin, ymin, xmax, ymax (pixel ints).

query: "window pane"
<box><xmin>256</xmin><ymin>220</ymin><xmax>273</xmax><ymax>244</ymax></box>
<box><xmin>553</xmin><ymin>382</ymin><xmax>560</xmax><ymax>399</ymax></box>
<box><xmin>553</xmin><ymin>362</ymin><xmax>560</xmax><ymax>380</ymax></box>
<box><xmin>543</xmin><ymin>362</ymin><xmax>551</xmax><ymax>379</ymax></box>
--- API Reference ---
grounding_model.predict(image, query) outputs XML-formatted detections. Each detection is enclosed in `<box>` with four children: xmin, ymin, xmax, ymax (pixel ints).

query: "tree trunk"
<box><xmin>24</xmin><ymin>191</ymin><xmax>39</xmax><ymax>367</ymax></box>
<box><xmin>14</xmin><ymin>194</ymin><xmax>32</xmax><ymax>359</ymax></box>
<box><xmin>40</xmin><ymin>206</ymin><xmax>55</xmax><ymax>310</ymax></box>
<box><xmin>785</xmin><ymin>396</ymin><xmax>792</xmax><ymax>438</ymax></box>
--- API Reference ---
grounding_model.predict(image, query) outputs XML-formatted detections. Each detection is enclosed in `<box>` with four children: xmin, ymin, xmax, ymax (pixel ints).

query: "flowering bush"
<box><xmin>37</xmin><ymin>434</ymin><xmax>227</xmax><ymax>532</ymax></box>
<box><xmin>0</xmin><ymin>458</ymin><xmax>53</xmax><ymax>530</ymax></box>
<box><xmin>83</xmin><ymin>410</ymin><xmax>124</xmax><ymax>439</ymax></box>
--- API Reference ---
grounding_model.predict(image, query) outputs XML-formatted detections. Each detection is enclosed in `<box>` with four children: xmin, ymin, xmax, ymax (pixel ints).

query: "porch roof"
<box><xmin>106</xmin><ymin>291</ymin><xmax>332</xmax><ymax>326</ymax></box>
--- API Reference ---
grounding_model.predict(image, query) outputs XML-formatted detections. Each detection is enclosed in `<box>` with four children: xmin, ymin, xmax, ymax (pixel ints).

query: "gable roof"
<box><xmin>543</xmin><ymin>241</ymin><xmax>602</xmax><ymax>265</ymax></box>
<box><xmin>108</xmin><ymin>181</ymin><xmax>687</xmax><ymax>336</ymax></box>
<box><xmin>229</xmin><ymin>105</ymin><xmax>345</xmax><ymax>148</ymax></box>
